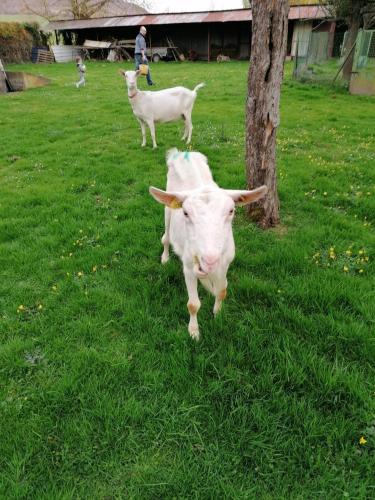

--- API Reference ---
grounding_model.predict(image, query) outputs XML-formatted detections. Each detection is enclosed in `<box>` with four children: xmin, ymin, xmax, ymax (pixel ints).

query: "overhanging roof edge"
<box><xmin>46</xmin><ymin>6</ymin><xmax>329</xmax><ymax>31</ymax></box>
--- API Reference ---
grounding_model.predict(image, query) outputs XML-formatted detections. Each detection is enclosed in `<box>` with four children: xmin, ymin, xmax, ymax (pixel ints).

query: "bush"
<box><xmin>0</xmin><ymin>22</ymin><xmax>33</xmax><ymax>63</ymax></box>
<box><xmin>24</xmin><ymin>22</ymin><xmax>49</xmax><ymax>47</ymax></box>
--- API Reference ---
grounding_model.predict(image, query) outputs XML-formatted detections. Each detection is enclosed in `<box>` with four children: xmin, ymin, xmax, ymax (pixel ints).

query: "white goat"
<box><xmin>149</xmin><ymin>149</ymin><xmax>267</xmax><ymax>340</ymax></box>
<box><xmin>119</xmin><ymin>69</ymin><xmax>204</xmax><ymax>148</ymax></box>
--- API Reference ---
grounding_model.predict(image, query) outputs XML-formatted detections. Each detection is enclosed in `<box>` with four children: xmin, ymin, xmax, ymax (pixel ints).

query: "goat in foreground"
<box><xmin>119</xmin><ymin>70</ymin><xmax>204</xmax><ymax>148</ymax></box>
<box><xmin>149</xmin><ymin>149</ymin><xmax>267</xmax><ymax>340</ymax></box>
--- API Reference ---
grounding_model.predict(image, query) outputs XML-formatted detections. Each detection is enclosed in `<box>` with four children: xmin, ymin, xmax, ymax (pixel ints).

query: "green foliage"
<box><xmin>23</xmin><ymin>22</ymin><xmax>49</xmax><ymax>47</ymax></box>
<box><xmin>0</xmin><ymin>22</ymin><xmax>33</xmax><ymax>63</ymax></box>
<box><xmin>0</xmin><ymin>61</ymin><xmax>374</xmax><ymax>498</ymax></box>
<box><xmin>321</xmin><ymin>0</ymin><xmax>368</xmax><ymax>20</ymax></box>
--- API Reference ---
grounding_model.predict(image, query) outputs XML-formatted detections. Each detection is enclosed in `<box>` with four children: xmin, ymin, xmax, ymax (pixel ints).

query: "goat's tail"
<box><xmin>193</xmin><ymin>82</ymin><xmax>205</xmax><ymax>93</ymax></box>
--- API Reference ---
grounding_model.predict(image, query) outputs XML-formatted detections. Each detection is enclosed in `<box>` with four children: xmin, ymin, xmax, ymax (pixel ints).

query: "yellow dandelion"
<box><xmin>323</xmin><ymin>192</ymin><xmax>328</xmax><ymax>196</ymax></box>
<box><xmin>52</xmin><ymin>285</ymin><xmax>57</xmax><ymax>291</ymax></box>
<box><xmin>359</xmin><ymin>436</ymin><xmax>367</xmax><ymax>445</ymax></box>
<box><xmin>17</xmin><ymin>304</ymin><xmax>25</xmax><ymax>312</ymax></box>
<box><xmin>38</xmin><ymin>304</ymin><xmax>43</xmax><ymax>310</ymax></box>
<box><xmin>92</xmin><ymin>265</ymin><xmax>97</xmax><ymax>272</ymax></box>
<box><xmin>343</xmin><ymin>266</ymin><xmax>349</xmax><ymax>272</ymax></box>
<box><xmin>77</xmin><ymin>271</ymin><xmax>84</xmax><ymax>277</ymax></box>
<box><xmin>359</xmin><ymin>269</ymin><xmax>364</xmax><ymax>274</ymax></box>
<box><xmin>345</xmin><ymin>250</ymin><xmax>352</xmax><ymax>256</ymax></box>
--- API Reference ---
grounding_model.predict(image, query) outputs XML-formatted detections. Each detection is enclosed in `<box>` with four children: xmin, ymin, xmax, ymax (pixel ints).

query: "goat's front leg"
<box><xmin>213</xmin><ymin>279</ymin><xmax>228</xmax><ymax>316</ymax></box>
<box><xmin>183</xmin><ymin>267</ymin><xmax>201</xmax><ymax>340</ymax></box>
<box><xmin>146</xmin><ymin>120</ymin><xmax>157</xmax><ymax>148</ymax></box>
<box><xmin>161</xmin><ymin>207</ymin><xmax>171</xmax><ymax>264</ymax></box>
<box><xmin>137</xmin><ymin>118</ymin><xmax>146</xmax><ymax>147</ymax></box>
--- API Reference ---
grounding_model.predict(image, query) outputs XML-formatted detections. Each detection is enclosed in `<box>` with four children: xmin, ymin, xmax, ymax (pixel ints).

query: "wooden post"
<box><xmin>208</xmin><ymin>26</ymin><xmax>211</xmax><ymax>62</ymax></box>
<box><xmin>245</xmin><ymin>0</ymin><xmax>289</xmax><ymax>228</ymax></box>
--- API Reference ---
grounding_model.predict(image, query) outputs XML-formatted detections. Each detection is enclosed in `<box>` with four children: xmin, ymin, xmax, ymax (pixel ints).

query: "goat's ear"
<box><xmin>225</xmin><ymin>185</ymin><xmax>268</xmax><ymax>206</ymax></box>
<box><xmin>118</xmin><ymin>69</ymin><xmax>126</xmax><ymax>78</ymax></box>
<box><xmin>149</xmin><ymin>187</ymin><xmax>187</xmax><ymax>209</ymax></box>
<box><xmin>135</xmin><ymin>69</ymin><xmax>141</xmax><ymax>77</ymax></box>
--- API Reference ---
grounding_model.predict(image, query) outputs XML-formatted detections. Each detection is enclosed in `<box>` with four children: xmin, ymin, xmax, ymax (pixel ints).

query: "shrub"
<box><xmin>24</xmin><ymin>22</ymin><xmax>49</xmax><ymax>47</ymax></box>
<box><xmin>0</xmin><ymin>22</ymin><xmax>33</xmax><ymax>63</ymax></box>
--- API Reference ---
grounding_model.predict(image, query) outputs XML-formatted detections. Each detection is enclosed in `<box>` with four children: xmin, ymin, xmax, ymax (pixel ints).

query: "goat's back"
<box><xmin>135</xmin><ymin>87</ymin><xmax>197</xmax><ymax>123</ymax></box>
<box><xmin>166</xmin><ymin>149</ymin><xmax>217</xmax><ymax>192</ymax></box>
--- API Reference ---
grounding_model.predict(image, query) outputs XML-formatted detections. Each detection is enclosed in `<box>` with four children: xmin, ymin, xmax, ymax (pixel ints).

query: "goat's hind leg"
<box><xmin>181</xmin><ymin>114</ymin><xmax>188</xmax><ymax>141</ymax></box>
<box><xmin>161</xmin><ymin>207</ymin><xmax>171</xmax><ymax>264</ymax></box>
<box><xmin>185</xmin><ymin>110</ymin><xmax>193</xmax><ymax>144</ymax></box>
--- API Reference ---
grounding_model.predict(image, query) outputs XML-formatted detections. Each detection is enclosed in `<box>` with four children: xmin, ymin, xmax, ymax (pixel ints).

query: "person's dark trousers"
<box><xmin>135</xmin><ymin>54</ymin><xmax>154</xmax><ymax>85</ymax></box>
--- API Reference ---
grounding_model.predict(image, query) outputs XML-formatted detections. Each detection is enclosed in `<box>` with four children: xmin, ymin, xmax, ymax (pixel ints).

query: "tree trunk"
<box><xmin>245</xmin><ymin>0</ymin><xmax>289</xmax><ymax>228</ymax></box>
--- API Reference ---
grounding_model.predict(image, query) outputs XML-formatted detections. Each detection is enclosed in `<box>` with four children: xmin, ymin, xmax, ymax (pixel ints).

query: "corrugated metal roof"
<box><xmin>47</xmin><ymin>7</ymin><xmax>328</xmax><ymax>31</ymax></box>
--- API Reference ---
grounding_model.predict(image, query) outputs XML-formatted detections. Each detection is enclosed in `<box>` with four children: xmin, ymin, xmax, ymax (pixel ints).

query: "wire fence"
<box><xmin>293</xmin><ymin>26</ymin><xmax>375</xmax><ymax>94</ymax></box>
<box><xmin>293</xmin><ymin>30</ymin><xmax>344</xmax><ymax>83</ymax></box>
<box><xmin>350</xmin><ymin>29</ymin><xmax>375</xmax><ymax>95</ymax></box>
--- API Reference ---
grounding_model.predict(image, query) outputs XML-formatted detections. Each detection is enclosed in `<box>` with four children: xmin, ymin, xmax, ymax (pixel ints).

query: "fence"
<box><xmin>293</xmin><ymin>26</ymin><xmax>375</xmax><ymax>93</ymax></box>
<box><xmin>293</xmin><ymin>30</ymin><xmax>343</xmax><ymax>82</ymax></box>
<box><xmin>350</xmin><ymin>29</ymin><xmax>375</xmax><ymax>95</ymax></box>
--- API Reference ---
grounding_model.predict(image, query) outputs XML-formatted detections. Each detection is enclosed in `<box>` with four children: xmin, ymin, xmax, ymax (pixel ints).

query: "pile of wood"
<box><xmin>32</xmin><ymin>48</ymin><xmax>54</xmax><ymax>63</ymax></box>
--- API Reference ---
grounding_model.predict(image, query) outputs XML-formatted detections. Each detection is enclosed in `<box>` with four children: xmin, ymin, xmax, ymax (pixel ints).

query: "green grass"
<box><xmin>0</xmin><ymin>60</ymin><xmax>374</xmax><ymax>498</ymax></box>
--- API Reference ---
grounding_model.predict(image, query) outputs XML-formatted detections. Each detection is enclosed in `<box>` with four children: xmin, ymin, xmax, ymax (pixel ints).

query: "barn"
<box><xmin>46</xmin><ymin>4</ymin><xmax>337</xmax><ymax>62</ymax></box>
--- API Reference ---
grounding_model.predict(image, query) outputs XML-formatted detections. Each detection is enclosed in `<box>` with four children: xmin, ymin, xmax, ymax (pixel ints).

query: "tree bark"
<box><xmin>245</xmin><ymin>0</ymin><xmax>289</xmax><ymax>228</ymax></box>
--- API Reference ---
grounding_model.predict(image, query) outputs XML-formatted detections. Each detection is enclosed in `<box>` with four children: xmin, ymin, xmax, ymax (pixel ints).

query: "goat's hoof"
<box><xmin>188</xmin><ymin>326</ymin><xmax>200</xmax><ymax>341</ymax></box>
<box><xmin>213</xmin><ymin>303</ymin><xmax>222</xmax><ymax>316</ymax></box>
<box><xmin>153</xmin><ymin>145</ymin><xmax>158</xmax><ymax>149</ymax></box>
<box><xmin>141</xmin><ymin>143</ymin><xmax>146</xmax><ymax>148</ymax></box>
<box><xmin>161</xmin><ymin>253</ymin><xmax>169</xmax><ymax>264</ymax></box>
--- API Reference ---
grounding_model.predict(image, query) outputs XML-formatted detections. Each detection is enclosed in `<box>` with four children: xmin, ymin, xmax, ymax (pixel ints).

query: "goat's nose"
<box><xmin>202</xmin><ymin>254</ymin><xmax>220</xmax><ymax>268</ymax></box>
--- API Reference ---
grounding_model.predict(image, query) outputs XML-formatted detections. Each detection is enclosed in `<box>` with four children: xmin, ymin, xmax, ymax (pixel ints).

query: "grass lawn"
<box><xmin>0</xmin><ymin>60</ymin><xmax>374</xmax><ymax>498</ymax></box>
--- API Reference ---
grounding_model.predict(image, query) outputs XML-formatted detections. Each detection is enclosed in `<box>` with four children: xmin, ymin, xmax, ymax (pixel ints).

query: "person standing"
<box><xmin>75</xmin><ymin>56</ymin><xmax>86</xmax><ymax>88</ymax></box>
<box><xmin>134</xmin><ymin>26</ymin><xmax>154</xmax><ymax>86</ymax></box>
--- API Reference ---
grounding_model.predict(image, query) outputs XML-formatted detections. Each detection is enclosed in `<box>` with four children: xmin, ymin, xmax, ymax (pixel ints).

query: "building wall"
<box><xmin>71</xmin><ymin>21</ymin><xmax>252</xmax><ymax>61</ymax></box>
<box><xmin>62</xmin><ymin>18</ymin><xmax>338</xmax><ymax>62</ymax></box>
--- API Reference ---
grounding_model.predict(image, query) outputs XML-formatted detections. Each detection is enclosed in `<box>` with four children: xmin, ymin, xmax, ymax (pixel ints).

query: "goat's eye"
<box><xmin>229</xmin><ymin>208</ymin><xmax>234</xmax><ymax>215</ymax></box>
<box><xmin>183</xmin><ymin>210</ymin><xmax>189</xmax><ymax>218</ymax></box>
